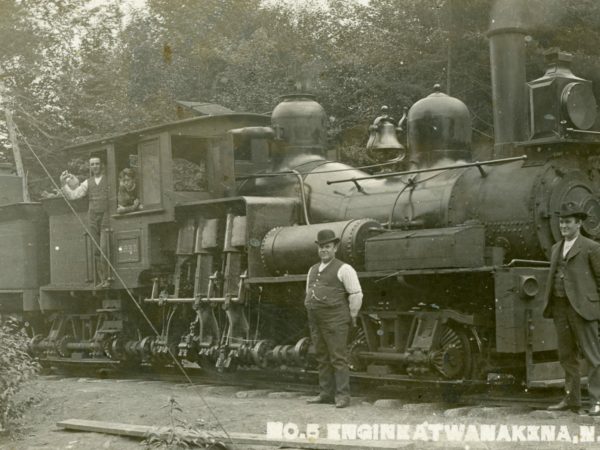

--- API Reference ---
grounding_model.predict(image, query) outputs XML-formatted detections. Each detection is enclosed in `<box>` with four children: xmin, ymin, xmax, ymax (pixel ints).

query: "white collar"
<box><xmin>564</xmin><ymin>235</ymin><xmax>579</xmax><ymax>245</ymax></box>
<box><xmin>318</xmin><ymin>260</ymin><xmax>333</xmax><ymax>271</ymax></box>
<box><xmin>563</xmin><ymin>235</ymin><xmax>578</xmax><ymax>257</ymax></box>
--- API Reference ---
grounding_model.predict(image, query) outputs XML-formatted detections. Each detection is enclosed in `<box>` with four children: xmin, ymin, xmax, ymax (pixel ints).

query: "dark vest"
<box><xmin>88</xmin><ymin>176</ymin><xmax>108</xmax><ymax>213</ymax></box>
<box><xmin>305</xmin><ymin>258</ymin><xmax>347</xmax><ymax>309</ymax></box>
<box><xmin>553</xmin><ymin>243</ymin><xmax>567</xmax><ymax>298</ymax></box>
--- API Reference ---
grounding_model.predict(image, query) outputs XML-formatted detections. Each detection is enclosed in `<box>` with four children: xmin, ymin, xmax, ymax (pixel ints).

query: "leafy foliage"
<box><xmin>0</xmin><ymin>0</ymin><xmax>128</xmax><ymax>198</ymax></box>
<box><xmin>1</xmin><ymin>0</ymin><xmax>600</xmax><ymax>196</ymax></box>
<box><xmin>142</xmin><ymin>396</ymin><xmax>227</xmax><ymax>449</ymax></box>
<box><xmin>0</xmin><ymin>317</ymin><xmax>40</xmax><ymax>434</ymax></box>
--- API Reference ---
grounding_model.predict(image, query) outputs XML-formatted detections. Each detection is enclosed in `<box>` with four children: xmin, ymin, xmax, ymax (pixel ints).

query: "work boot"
<box><xmin>306</xmin><ymin>395</ymin><xmax>334</xmax><ymax>405</ymax></box>
<box><xmin>589</xmin><ymin>404</ymin><xmax>600</xmax><ymax>416</ymax></box>
<box><xmin>547</xmin><ymin>398</ymin><xmax>580</xmax><ymax>413</ymax></box>
<box><xmin>335</xmin><ymin>397</ymin><xmax>350</xmax><ymax>409</ymax></box>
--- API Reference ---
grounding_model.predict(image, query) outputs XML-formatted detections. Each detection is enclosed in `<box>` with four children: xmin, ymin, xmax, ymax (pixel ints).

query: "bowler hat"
<box><xmin>315</xmin><ymin>229</ymin><xmax>340</xmax><ymax>245</ymax></box>
<box><xmin>558</xmin><ymin>201</ymin><xmax>588</xmax><ymax>220</ymax></box>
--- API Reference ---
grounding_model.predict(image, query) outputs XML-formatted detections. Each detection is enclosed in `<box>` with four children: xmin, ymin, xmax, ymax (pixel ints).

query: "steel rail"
<box><xmin>41</xmin><ymin>361</ymin><xmax>574</xmax><ymax>410</ymax></box>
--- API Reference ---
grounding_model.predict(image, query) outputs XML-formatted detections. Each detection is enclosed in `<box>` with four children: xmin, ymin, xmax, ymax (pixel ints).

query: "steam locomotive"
<box><xmin>2</xmin><ymin>5</ymin><xmax>600</xmax><ymax>389</ymax></box>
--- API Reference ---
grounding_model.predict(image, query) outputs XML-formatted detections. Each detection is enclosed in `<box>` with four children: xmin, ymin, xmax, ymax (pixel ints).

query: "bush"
<box><xmin>142</xmin><ymin>396</ymin><xmax>227</xmax><ymax>449</ymax></box>
<box><xmin>0</xmin><ymin>317</ymin><xmax>40</xmax><ymax>434</ymax></box>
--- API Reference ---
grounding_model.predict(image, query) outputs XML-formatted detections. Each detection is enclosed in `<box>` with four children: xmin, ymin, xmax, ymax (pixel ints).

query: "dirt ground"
<box><xmin>2</xmin><ymin>373</ymin><xmax>600</xmax><ymax>450</ymax></box>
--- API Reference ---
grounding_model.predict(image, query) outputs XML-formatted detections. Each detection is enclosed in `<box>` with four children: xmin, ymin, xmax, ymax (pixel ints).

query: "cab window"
<box><xmin>171</xmin><ymin>136</ymin><xmax>208</xmax><ymax>192</ymax></box>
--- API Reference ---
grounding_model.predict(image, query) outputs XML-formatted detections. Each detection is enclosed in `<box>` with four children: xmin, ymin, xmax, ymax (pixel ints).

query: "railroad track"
<box><xmin>41</xmin><ymin>357</ymin><xmax>574</xmax><ymax>410</ymax></box>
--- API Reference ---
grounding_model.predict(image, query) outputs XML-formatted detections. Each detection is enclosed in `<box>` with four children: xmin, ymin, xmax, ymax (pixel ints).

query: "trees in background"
<box><xmin>0</xmin><ymin>0</ymin><xmax>127</xmax><ymax>195</ymax></box>
<box><xmin>1</xmin><ymin>0</ymin><xmax>600</xmax><ymax>197</ymax></box>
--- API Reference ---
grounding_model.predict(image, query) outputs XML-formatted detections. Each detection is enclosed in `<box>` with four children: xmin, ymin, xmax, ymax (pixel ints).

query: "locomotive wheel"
<box><xmin>292</xmin><ymin>337</ymin><xmax>310</xmax><ymax>366</ymax></box>
<box><xmin>56</xmin><ymin>336</ymin><xmax>74</xmax><ymax>358</ymax></box>
<box><xmin>103</xmin><ymin>337</ymin><xmax>125</xmax><ymax>361</ymax></box>
<box><xmin>429</xmin><ymin>324</ymin><xmax>474</xmax><ymax>380</ymax></box>
<box><xmin>251</xmin><ymin>340</ymin><xmax>274</xmax><ymax>367</ymax></box>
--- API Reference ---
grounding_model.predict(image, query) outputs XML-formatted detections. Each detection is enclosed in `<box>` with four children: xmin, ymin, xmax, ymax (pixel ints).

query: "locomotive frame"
<box><xmin>2</xmin><ymin>2</ymin><xmax>600</xmax><ymax>392</ymax></box>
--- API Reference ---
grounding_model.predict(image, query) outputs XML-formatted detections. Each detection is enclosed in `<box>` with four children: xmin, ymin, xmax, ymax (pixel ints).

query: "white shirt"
<box><xmin>62</xmin><ymin>175</ymin><xmax>104</xmax><ymax>200</ymax></box>
<box><xmin>315</xmin><ymin>261</ymin><xmax>362</xmax><ymax>295</ymax></box>
<box><xmin>563</xmin><ymin>235</ymin><xmax>578</xmax><ymax>258</ymax></box>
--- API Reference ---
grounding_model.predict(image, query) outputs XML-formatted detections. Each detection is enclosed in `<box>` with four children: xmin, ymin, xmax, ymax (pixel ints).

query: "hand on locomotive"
<box><xmin>60</xmin><ymin>156</ymin><xmax>111</xmax><ymax>288</ymax></box>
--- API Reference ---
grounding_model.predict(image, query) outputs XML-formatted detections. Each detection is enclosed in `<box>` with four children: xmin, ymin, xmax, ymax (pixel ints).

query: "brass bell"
<box><xmin>367</xmin><ymin>106</ymin><xmax>405</xmax><ymax>161</ymax></box>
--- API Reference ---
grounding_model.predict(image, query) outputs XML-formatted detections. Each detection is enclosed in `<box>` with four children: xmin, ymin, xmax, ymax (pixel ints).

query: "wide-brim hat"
<box><xmin>315</xmin><ymin>229</ymin><xmax>340</xmax><ymax>245</ymax></box>
<box><xmin>557</xmin><ymin>201</ymin><xmax>588</xmax><ymax>220</ymax></box>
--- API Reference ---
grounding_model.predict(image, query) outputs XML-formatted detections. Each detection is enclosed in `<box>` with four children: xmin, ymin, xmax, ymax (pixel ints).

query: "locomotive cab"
<box><xmin>40</xmin><ymin>113</ymin><xmax>271</xmax><ymax>303</ymax></box>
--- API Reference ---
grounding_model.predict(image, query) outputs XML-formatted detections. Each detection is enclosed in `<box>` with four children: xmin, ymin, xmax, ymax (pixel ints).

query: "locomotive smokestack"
<box><xmin>487</xmin><ymin>0</ymin><xmax>530</xmax><ymax>154</ymax></box>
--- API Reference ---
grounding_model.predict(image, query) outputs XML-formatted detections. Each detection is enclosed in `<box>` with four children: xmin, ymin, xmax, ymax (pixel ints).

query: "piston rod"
<box><xmin>357</xmin><ymin>351</ymin><xmax>428</xmax><ymax>364</ymax></box>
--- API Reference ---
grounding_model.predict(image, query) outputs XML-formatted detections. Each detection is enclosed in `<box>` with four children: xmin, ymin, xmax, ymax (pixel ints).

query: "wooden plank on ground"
<box><xmin>57</xmin><ymin>419</ymin><xmax>415</xmax><ymax>449</ymax></box>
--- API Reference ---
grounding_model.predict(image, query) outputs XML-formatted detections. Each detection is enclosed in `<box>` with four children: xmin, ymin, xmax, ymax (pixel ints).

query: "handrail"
<box><xmin>326</xmin><ymin>155</ymin><xmax>528</xmax><ymax>185</ymax></box>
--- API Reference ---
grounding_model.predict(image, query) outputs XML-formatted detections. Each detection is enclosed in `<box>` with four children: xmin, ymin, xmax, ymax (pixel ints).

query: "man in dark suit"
<box><xmin>543</xmin><ymin>201</ymin><xmax>600</xmax><ymax>415</ymax></box>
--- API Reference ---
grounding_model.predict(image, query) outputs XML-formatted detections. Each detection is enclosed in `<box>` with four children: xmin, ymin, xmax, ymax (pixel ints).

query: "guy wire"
<box><xmin>14</xmin><ymin>124</ymin><xmax>234</xmax><ymax>446</ymax></box>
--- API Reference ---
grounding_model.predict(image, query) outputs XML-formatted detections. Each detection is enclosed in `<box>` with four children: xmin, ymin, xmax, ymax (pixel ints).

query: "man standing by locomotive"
<box><xmin>60</xmin><ymin>156</ymin><xmax>110</xmax><ymax>288</ymax></box>
<box><xmin>305</xmin><ymin>229</ymin><xmax>362</xmax><ymax>408</ymax></box>
<box><xmin>544</xmin><ymin>201</ymin><xmax>600</xmax><ymax>415</ymax></box>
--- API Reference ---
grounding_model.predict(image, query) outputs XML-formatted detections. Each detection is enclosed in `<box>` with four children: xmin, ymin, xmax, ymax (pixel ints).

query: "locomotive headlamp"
<box><xmin>528</xmin><ymin>49</ymin><xmax>599</xmax><ymax>139</ymax></box>
<box><xmin>519</xmin><ymin>275</ymin><xmax>539</xmax><ymax>299</ymax></box>
<box><xmin>561</xmin><ymin>82</ymin><xmax>597</xmax><ymax>130</ymax></box>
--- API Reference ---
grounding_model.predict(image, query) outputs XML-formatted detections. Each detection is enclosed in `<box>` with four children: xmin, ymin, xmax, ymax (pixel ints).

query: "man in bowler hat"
<box><xmin>305</xmin><ymin>229</ymin><xmax>363</xmax><ymax>408</ymax></box>
<box><xmin>543</xmin><ymin>201</ymin><xmax>600</xmax><ymax>415</ymax></box>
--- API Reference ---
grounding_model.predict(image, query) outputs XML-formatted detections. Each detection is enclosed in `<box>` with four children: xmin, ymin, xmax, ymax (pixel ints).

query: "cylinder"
<box><xmin>261</xmin><ymin>219</ymin><xmax>381</xmax><ymax>275</ymax></box>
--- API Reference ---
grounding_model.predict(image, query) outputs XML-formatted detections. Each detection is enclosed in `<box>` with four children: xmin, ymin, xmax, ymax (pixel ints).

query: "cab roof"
<box><xmin>62</xmin><ymin>113</ymin><xmax>270</xmax><ymax>152</ymax></box>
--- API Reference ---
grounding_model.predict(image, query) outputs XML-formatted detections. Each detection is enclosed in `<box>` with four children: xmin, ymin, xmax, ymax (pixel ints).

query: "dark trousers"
<box><xmin>552</xmin><ymin>296</ymin><xmax>600</xmax><ymax>405</ymax></box>
<box><xmin>307</xmin><ymin>305</ymin><xmax>351</xmax><ymax>401</ymax></box>
<box><xmin>88</xmin><ymin>210</ymin><xmax>109</xmax><ymax>282</ymax></box>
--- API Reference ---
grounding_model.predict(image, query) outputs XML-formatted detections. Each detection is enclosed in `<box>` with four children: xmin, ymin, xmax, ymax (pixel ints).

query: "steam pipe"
<box><xmin>291</xmin><ymin>169</ymin><xmax>311</xmax><ymax>225</ymax></box>
<box><xmin>229</xmin><ymin>126</ymin><xmax>275</xmax><ymax>139</ymax></box>
<box><xmin>234</xmin><ymin>169</ymin><xmax>311</xmax><ymax>224</ymax></box>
